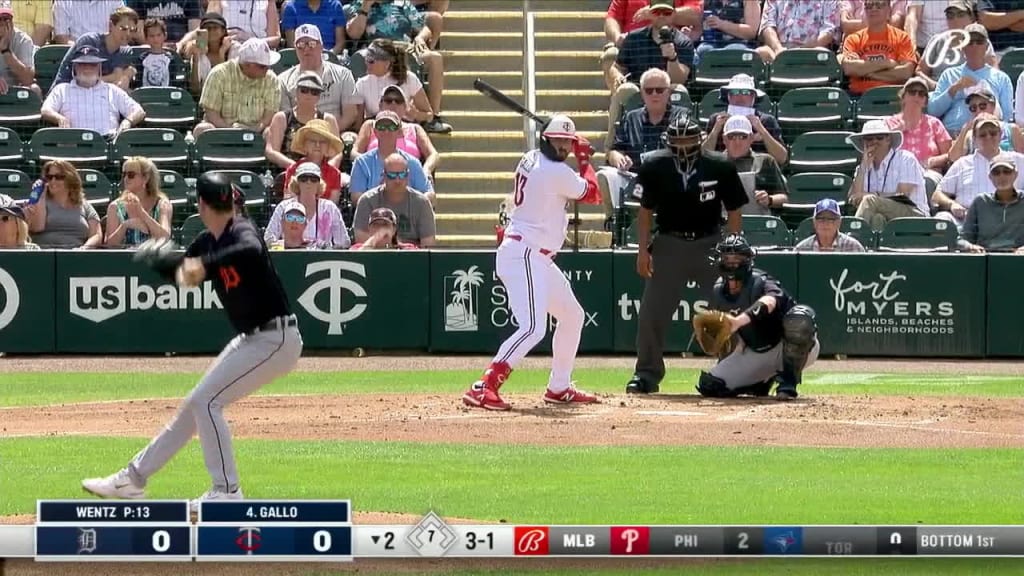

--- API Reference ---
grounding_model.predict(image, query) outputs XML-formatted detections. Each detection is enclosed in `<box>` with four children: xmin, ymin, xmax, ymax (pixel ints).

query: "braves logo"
<box><xmin>514</xmin><ymin>527</ymin><xmax>549</xmax><ymax>555</ymax></box>
<box><xmin>922</xmin><ymin>29</ymin><xmax>969</xmax><ymax>70</ymax></box>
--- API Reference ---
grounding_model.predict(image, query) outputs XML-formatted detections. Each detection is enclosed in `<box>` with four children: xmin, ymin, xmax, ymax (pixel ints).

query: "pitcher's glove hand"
<box><xmin>693</xmin><ymin>311</ymin><xmax>736</xmax><ymax>357</ymax></box>
<box><xmin>133</xmin><ymin>237</ymin><xmax>184</xmax><ymax>283</ymax></box>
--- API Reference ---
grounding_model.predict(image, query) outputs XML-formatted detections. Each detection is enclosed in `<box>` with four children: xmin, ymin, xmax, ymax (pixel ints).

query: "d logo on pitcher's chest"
<box><xmin>220</xmin><ymin>266</ymin><xmax>241</xmax><ymax>291</ymax></box>
<box><xmin>699</xmin><ymin>180</ymin><xmax>718</xmax><ymax>202</ymax></box>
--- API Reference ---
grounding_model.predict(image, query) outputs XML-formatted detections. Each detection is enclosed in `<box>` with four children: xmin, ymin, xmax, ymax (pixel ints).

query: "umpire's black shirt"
<box><xmin>186</xmin><ymin>218</ymin><xmax>292</xmax><ymax>334</ymax></box>
<box><xmin>635</xmin><ymin>150</ymin><xmax>748</xmax><ymax>236</ymax></box>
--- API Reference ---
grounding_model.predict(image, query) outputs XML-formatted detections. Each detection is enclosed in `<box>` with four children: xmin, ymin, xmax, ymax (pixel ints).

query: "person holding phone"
<box><xmin>178</xmin><ymin>12</ymin><xmax>237</xmax><ymax>96</ymax></box>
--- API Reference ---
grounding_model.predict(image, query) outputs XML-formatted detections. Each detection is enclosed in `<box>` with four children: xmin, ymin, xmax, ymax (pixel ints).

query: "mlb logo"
<box><xmin>514</xmin><ymin>526</ymin><xmax>549</xmax><ymax>555</ymax></box>
<box><xmin>610</xmin><ymin>527</ymin><xmax>650</xmax><ymax>555</ymax></box>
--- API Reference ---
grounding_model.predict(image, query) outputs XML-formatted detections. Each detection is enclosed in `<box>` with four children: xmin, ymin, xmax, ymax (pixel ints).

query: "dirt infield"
<box><xmin>2</xmin><ymin>355</ymin><xmax>1021</xmax><ymax>575</ymax></box>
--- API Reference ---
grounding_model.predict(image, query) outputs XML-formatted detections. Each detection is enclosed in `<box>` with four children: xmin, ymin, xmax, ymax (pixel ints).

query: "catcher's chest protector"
<box><xmin>711</xmin><ymin>273</ymin><xmax>765</xmax><ymax>314</ymax></box>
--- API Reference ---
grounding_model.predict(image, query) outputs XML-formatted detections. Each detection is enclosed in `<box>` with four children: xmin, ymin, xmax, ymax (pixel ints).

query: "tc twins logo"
<box><xmin>514</xmin><ymin>527</ymin><xmax>549</xmax><ymax>555</ymax></box>
<box><xmin>298</xmin><ymin>261</ymin><xmax>368</xmax><ymax>335</ymax></box>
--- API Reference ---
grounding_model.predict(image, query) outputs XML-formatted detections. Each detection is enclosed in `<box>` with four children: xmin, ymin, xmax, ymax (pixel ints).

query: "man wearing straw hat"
<box><xmin>847</xmin><ymin>119</ymin><xmax>928</xmax><ymax>231</ymax></box>
<box><xmin>284</xmin><ymin>118</ymin><xmax>346</xmax><ymax>203</ymax></box>
<box><xmin>194</xmin><ymin>37</ymin><xmax>281</xmax><ymax>138</ymax></box>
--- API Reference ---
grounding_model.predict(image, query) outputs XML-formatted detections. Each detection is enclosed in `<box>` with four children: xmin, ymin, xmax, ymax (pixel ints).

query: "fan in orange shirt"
<box><xmin>839</xmin><ymin>0</ymin><xmax>917</xmax><ymax>95</ymax></box>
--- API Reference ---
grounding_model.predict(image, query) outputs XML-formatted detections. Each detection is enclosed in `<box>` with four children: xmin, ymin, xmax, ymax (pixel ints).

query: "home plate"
<box><xmin>636</xmin><ymin>410</ymin><xmax>708</xmax><ymax>417</ymax></box>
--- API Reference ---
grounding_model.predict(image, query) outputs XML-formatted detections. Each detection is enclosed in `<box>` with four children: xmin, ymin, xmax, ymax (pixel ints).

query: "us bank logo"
<box><xmin>70</xmin><ymin>276</ymin><xmax>222</xmax><ymax>323</ymax></box>
<box><xmin>298</xmin><ymin>261</ymin><xmax>368</xmax><ymax>335</ymax></box>
<box><xmin>0</xmin><ymin>267</ymin><xmax>19</xmax><ymax>330</ymax></box>
<box><xmin>443</xmin><ymin>265</ymin><xmax>484</xmax><ymax>332</ymax></box>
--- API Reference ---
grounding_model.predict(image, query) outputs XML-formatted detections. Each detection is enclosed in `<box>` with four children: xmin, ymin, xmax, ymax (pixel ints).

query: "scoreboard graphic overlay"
<box><xmin>2</xmin><ymin>502</ymin><xmax>1022</xmax><ymax>561</ymax></box>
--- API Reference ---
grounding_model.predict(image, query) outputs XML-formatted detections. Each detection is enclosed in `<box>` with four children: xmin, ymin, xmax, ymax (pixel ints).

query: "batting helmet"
<box><xmin>196</xmin><ymin>172</ymin><xmax>237</xmax><ymax>212</ymax></box>
<box><xmin>539</xmin><ymin>114</ymin><xmax>578</xmax><ymax>162</ymax></box>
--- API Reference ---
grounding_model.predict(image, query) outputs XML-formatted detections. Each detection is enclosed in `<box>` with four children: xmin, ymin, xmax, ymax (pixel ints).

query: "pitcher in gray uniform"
<box><xmin>695</xmin><ymin>234</ymin><xmax>820</xmax><ymax>401</ymax></box>
<box><xmin>82</xmin><ymin>172</ymin><xmax>303</xmax><ymax>508</ymax></box>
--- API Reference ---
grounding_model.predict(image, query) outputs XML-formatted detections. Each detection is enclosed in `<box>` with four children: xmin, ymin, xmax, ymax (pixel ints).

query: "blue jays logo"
<box><xmin>763</xmin><ymin>527</ymin><xmax>802</xmax><ymax>555</ymax></box>
<box><xmin>772</xmin><ymin>531</ymin><xmax>797</xmax><ymax>553</ymax></box>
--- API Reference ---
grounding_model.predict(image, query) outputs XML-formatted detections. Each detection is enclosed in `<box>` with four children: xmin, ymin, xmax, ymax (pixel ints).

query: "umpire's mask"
<box><xmin>663</xmin><ymin>113</ymin><xmax>703</xmax><ymax>172</ymax></box>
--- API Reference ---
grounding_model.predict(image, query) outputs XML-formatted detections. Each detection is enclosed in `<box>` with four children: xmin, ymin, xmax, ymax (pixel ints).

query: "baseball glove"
<box><xmin>693</xmin><ymin>311</ymin><xmax>736</xmax><ymax>357</ymax></box>
<box><xmin>133</xmin><ymin>237</ymin><xmax>184</xmax><ymax>283</ymax></box>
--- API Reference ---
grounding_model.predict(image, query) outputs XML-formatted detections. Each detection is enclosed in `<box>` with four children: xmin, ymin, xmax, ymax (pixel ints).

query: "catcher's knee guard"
<box><xmin>696</xmin><ymin>371</ymin><xmax>736</xmax><ymax>398</ymax></box>
<box><xmin>779</xmin><ymin>305</ymin><xmax>817</xmax><ymax>389</ymax></box>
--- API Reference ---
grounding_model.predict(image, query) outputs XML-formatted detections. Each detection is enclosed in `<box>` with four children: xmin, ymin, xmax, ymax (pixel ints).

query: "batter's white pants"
<box><xmin>491</xmin><ymin>238</ymin><xmax>585</xmax><ymax>392</ymax></box>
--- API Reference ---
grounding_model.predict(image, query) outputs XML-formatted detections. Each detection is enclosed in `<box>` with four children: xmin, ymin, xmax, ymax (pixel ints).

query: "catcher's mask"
<box><xmin>539</xmin><ymin>114</ymin><xmax>578</xmax><ymax>162</ymax></box>
<box><xmin>663</xmin><ymin>112</ymin><xmax>703</xmax><ymax>172</ymax></box>
<box><xmin>714</xmin><ymin>233</ymin><xmax>755</xmax><ymax>282</ymax></box>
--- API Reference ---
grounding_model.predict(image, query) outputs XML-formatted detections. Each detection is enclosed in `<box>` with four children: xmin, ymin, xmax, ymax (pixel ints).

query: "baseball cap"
<box><xmin>196</xmin><ymin>172</ymin><xmax>235</xmax><ymax>210</ymax></box>
<box><xmin>964</xmin><ymin>83</ymin><xmax>996</xmax><ymax>104</ymax></box>
<box><xmin>381</xmin><ymin>85</ymin><xmax>407</xmax><ymax>102</ymax></box>
<box><xmin>294</xmin><ymin>161</ymin><xmax>322</xmax><ymax>179</ymax></box>
<box><xmin>374</xmin><ymin>110</ymin><xmax>402</xmax><ymax>128</ymax></box>
<box><xmin>237</xmin><ymin>38</ymin><xmax>281</xmax><ymax>67</ymax></box>
<box><xmin>71</xmin><ymin>45</ymin><xmax>107</xmax><ymax>64</ymax></box>
<box><xmin>724</xmin><ymin>115</ymin><xmax>752</xmax><ymax>135</ymax></box>
<box><xmin>200</xmin><ymin>12</ymin><xmax>226</xmax><ymax>29</ymax></box>
<box><xmin>0</xmin><ymin>193</ymin><xmax>24</xmax><ymax>219</ymax></box>
<box><xmin>295</xmin><ymin>23</ymin><xmax>323</xmax><ymax>45</ymax></box>
<box><xmin>296</xmin><ymin>70</ymin><xmax>324</xmax><ymax>91</ymax></box>
<box><xmin>649</xmin><ymin>0</ymin><xmax>674</xmax><ymax>10</ymax></box>
<box><xmin>814</xmin><ymin>198</ymin><xmax>842</xmax><ymax>218</ymax></box>
<box><xmin>945</xmin><ymin>0</ymin><xmax>973</xmax><ymax>15</ymax></box>
<box><xmin>369</xmin><ymin>207</ymin><xmax>398</xmax><ymax>226</ymax></box>
<box><xmin>899</xmin><ymin>76</ymin><xmax>929</xmax><ymax>96</ymax></box>
<box><xmin>0</xmin><ymin>0</ymin><xmax>14</xmax><ymax>17</ymax></box>
<box><xmin>284</xmin><ymin>202</ymin><xmax>306</xmax><ymax>216</ymax></box>
<box><xmin>365</xmin><ymin>42</ymin><xmax>394</xmax><ymax>63</ymax></box>
<box><xmin>965</xmin><ymin>22</ymin><xmax>989</xmax><ymax>39</ymax></box>
<box><xmin>989</xmin><ymin>153</ymin><xmax>1017</xmax><ymax>172</ymax></box>
<box><xmin>974</xmin><ymin>114</ymin><xmax>1001</xmax><ymax>131</ymax></box>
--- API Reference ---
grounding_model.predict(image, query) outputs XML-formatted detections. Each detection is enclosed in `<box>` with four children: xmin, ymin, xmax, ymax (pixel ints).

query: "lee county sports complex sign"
<box><xmin>0</xmin><ymin>250</ymin><xmax>1018</xmax><ymax>357</ymax></box>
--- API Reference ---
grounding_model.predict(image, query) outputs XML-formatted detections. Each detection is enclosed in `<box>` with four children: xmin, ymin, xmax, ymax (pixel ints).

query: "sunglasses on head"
<box><xmin>969</xmin><ymin>102</ymin><xmax>991</xmax><ymax>113</ymax></box>
<box><xmin>284</xmin><ymin>213</ymin><xmax>306</xmax><ymax>224</ymax></box>
<box><xmin>298</xmin><ymin>87</ymin><xmax>323</xmax><ymax>96</ymax></box>
<box><xmin>45</xmin><ymin>172</ymin><xmax>66</xmax><ymax>180</ymax></box>
<box><xmin>643</xmin><ymin>86</ymin><xmax>668</xmax><ymax>95</ymax></box>
<box><xmin>991</xmin><ymin>167</ymin><xmax>1015</xmax><ymax>176</ymax></box>
<box><xmin>297</xmin><ymin>174</ymin><xmax>320</xmax><ymax>183</ymax></box>
<box><xmin>384</xmin><ymin>169</ymin><xmax>409</xmax><ymax>180</ymax></box>
<box><xmin>375</xmin><ymin>121</ymin><xmax>400</xmax><ymax>132</ymax></box>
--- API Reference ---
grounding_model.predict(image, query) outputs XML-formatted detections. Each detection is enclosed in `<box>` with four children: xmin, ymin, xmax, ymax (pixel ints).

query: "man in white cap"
<box><xmin>958</xmin><ymin>153</ymin><xmax>1024</xmax><ymax>253</ymax></box>
<box><xmin>704</xmin><ymin>115</ymin><xmax>788</xmax><ymax>216</ymax></box>
<box><xmin>278</xmin><ymin>23</ymin><xmax>360</xmax><ymax>134</ymax></box>
<box><xmin>705</xmin><ymin>73</ymin><xmax>787</xmax><ymax>165</ymax></box>
<box><xmin>462</xmin><ymin>114</ymin><xmax>602</xmax><ymax>411</ymax></box>
<box><xmin>194</xmin><ymin>37</ymin><xmax>281</xmax><ymax>137</ymax></box>
<box><xmin>847</xmin><ymin>119</ymin><xmax>928</xmax><ymax>231</ymax></box>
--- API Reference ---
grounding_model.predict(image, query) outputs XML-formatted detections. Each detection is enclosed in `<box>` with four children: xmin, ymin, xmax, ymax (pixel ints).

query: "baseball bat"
<box><xmin>473</xmin><ymin>78</ymin><xmax>548</xmax><ymax>126</ymax></box>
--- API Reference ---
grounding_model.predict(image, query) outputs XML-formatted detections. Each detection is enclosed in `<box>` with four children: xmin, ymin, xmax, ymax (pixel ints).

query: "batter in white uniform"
<box><xmin>462</xmin><ymin>115</ymin><xmax>603</xmax><ymax>411</ymax></box>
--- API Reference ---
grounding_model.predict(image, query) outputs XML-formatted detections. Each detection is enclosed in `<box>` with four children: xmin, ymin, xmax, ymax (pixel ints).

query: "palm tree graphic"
<box><xmin>448</xmin><ymin>266</ymin><xmax>485</xmax><ymax>330</ymax></box>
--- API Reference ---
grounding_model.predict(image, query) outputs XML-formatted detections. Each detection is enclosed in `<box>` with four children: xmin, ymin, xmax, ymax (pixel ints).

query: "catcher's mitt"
<box><xmin>133</xmin><ymin>237</ymin><xmax>184</xmax><ymax>283</ymax></box>
<box><xmin>692</xmin><ymin>311</ymin><xmax>736</xmax><ymax>357</ymax></box>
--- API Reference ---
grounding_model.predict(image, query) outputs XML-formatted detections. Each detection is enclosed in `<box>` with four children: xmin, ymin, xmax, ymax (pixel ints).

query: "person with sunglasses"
<box><xmin>885</xmin><ymin>77</ymin><xmax>951</xmax><ymax>186</ymax></box>
<box><xmin>192</xmin><ymin>37</ymin><xmax>281</xmax><ymax>138</ymax></box>
<box><xmin>847</xmin><ymin>120</ymin><xmax>929</xmax><ymax>231</ymax></box>
<box><xmin>839</xmin><ymin>0</ymin><xmax>907</xmax><ymax>36</ymax></box>
<box><xmin>946</xmin><ymin>85</ymin><xmax>1023</xmax><ymax>163</ymax></box>
<box><xmin>957</xmin><ymin>153</ymin><xmax>1024</xmax><ymax>253</ymax></box>
<box><xmin>704</xmin><ymin>73</ymin><xmax>786</xmax><ymax>165</ymax></box>
<box><xmin>839</xmin><ymin>0</ymin><xmax>917</xmax><ymax>97</ymax></box>
<box><xmin>353</xmin><ymin>38</ymin><xmax>450</xmax><ymax>134</ymax></box>
<box><xmin>928</xmin><ymin>23</ymin><xmax>1012</xmax><ymax>137</ymax></box>
<box><xmin>265</xmin><ymin>161</ymin><xmax>350</xmax><ymax>249</ymax></box>
<box><xmin>601</xmin><ymin>0</ymin><xmax>698</xmax><ymax>92</ymax></box>
<box><xmin>911</xmin><ymin>0</ymin><xmax>997</xmax><ymax>92</ymax></box>
<box><xmin>276</xmin><ymin>24</ymin><xmax>360</xmax><ymax>136</ymax></box>
<box><xmin>0</xmin><ymin>194</ymin><xmax>38</xmax><ymax>249</ymax></box>
<box><xmin>281</xmin><ymin>118</ymin><xmax>346</xmax><ymax>203</ymax></box>
<box><xmin>269</xmin><ymin>203</ymin><xmax>315</xmax><ymax>250</ymax></box>
<box><xmin>704</xmin><ymin>115</ymin><xmax>787</xmax><ymax>216</ymax></box>
<box><xmin>351</xmin><ymin>85</ymin><xmax>440</xmax><ymax>180</ymax></box>
<box><xmin>22</xmin><ymin>160</ymin><xmax>103</xmax><ymax>249</ymax></box>
<box><xmin>351</xmin><ymin>207</ymin><xmax>418</xmax><ymax>250</ymax></box>
<box><xmin>266</xmin><ymin>71</ymin><xmax>341</xmax><ymax>171</ymax></box>
<box><xmin>51</xmin><ymin>6</ymin><xmax>139</xmax><ymax>93</ymax></box>
<box><xmin>934</xmin><ymin>114</ymin><xmax>1024</xmax><ymax>230</ymax></box>
<box><xmin>178</xmin><ymin>12</ymin><xmax>238</xmax><ymax>95</ymax></box>
<box><xmin>976</xmin><ymin>0</ymin><xmax>1024</xmax><ymax>59</ymax></box>
<box><xmin>350</xmin><ymin>110</ymin><xmax>433</xmax><ymax>205</ymax></box>
<box><xmin>352</xmin><ymin>151</ymin><xmax>435</xmax><ymax>247</ymax></box>
<box><xmin>105</xmin><ymin>156</ymin><xmax>172</xmax><ymax>247</ymax></box>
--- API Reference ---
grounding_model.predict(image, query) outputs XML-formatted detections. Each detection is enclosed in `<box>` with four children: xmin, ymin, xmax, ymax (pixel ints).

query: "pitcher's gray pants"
<box><xmin>634</xmin><ymin>233</ymin><xmax>720</xmax><ymax>385</ymax></box>
<box><xmin>128</xmin><ymin>321</ymin><xmax>303</xmax><ymax>492</ymax></box>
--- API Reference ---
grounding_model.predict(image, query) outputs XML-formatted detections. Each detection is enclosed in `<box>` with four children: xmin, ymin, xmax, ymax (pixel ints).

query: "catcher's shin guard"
<box><xmin>778</xmin><ymin>305</ymin><xmax>817</xmax><ymax>394</ymax></box>
<box><xmin>695</xmin><ymin>371</ymin><xmax>736</xmax><ymax>398</ymax></box>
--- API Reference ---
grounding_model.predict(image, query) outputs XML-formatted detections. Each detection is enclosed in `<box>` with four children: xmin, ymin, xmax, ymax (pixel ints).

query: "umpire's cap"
<box><xmin>196</xmin><ymin>172</ymin><xmax>236</xmax><ymax>211</ymax></box>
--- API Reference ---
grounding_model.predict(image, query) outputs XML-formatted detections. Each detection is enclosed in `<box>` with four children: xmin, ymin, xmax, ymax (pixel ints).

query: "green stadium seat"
<box><xmin>348</xmin><ymin>50</ymin><xmax>367</xmax><ymax>80</ymax></box>
<box><xmin>193</xmin><ymin>129</ymin><xmax>266</xmax><ymax>173</ymax></box>
<box><xmin>112</xmin><ymin>128</ymin><xmax>190</xmax><ymax>173</ymax></box>
<box><xmin>878</xmin><ymin>217</ymin><xmax>958</xmax><ymax>252</ymax></box>
<box><xmin>28</xmin><ymin>128</ymin><xmax>110</xmax><ymax>172</ymax></box>
<box><xmin>34</xmin><ymin>44</ymin><xmax>69</xmax><ymax>94</ymax></box>
<box><xmin>742</xmin><ymin>214</ymin><xmax>792</xmax><ymax>249</ymax></box>
<box><xmin>0</xmin><ymin>168</ymin><xmax>31</xmax><ymax>201</ymax></box>
<box><xmin>273</xmin><ymin>48</ymin><xmax>298</xmax><ymax>75</ymax></box>
<box><xmin>766</xmin><ymin>48</ymin><xmax>842</xmax><ymax>97</ymax></box>
<box><xmin>158</xmin><ymin>169</ymin><xmax>192</xmax><ymax>227</ymax></box>
<box><xmin>855</xmin><ymin>85</ymin><xmax>901</xmax><ymax>126</ymax></box>
<box><xmin>178</xmin><ymin>213</ymin><xmax>206</xmax><ymax>246</ymax></box>
<box><xmin>795</xmin><ymin>215</ymin><xmax>875</xmax><ymax>249</ymax></box>
<box><xmin>697</xmin><ymin>89</ymin><xmax>773</xmax><ymax>124</ymax></box>
<box><xmin>205</xmin><ymin>169</ymin><xmax>267</xmax><ymax>220</ymax></box>
<box><xmin>78</xmin><ymin>169</ymin><xmax>114</xmax><ymax>217</ymax></box>
<box><xmin>775</xmin><ymin>87</ymin><xmax>854</xmax><ymax>140</ymax></box>
<box><xmin>692</xmin><ymin>49</ymin><xmax>766</xmax><ymax>102</ymax></box>
<box><xmin>787</xmin><ymin>131</ymin><xmax>859</xmax><ymax>176</ymax></box>
<box><xmin>782</xmin><ymin>172</ymin><xmax>851</xmax><ymax>209</ymax></box>
<box><xmin>1000</xmin><ymin>48</ymin><xmax>1024</xmax><ymax>91</ymax></box>
<box><xmin>0</xmin><ymin>87</ymin><xmax>42</xmax><ymax>139</ymax></box>
<box><xmin>669</xmin><ymin>85</ymin><xmax>692</xmax><ymax>111</ymax></box>
<box><xmin>131</xmin><ymin>87</ymin><xmax>197</xmax><ymax>132</ymax></box>
<box><xmin>0</xmin><ymin>127</ymin><xmax>25</xmax><ymax>168</ymax></box>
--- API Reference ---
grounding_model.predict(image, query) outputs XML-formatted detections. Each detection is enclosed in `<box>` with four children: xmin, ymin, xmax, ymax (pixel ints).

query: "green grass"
<box><xmin>2</xmin><ymin>438</ymin><xmax>1020</xmax><ymax>525</ymax></box>
<box><xmin>1</xmin><ymin>370</ymin><xmax>1020</xmax><ymax>407</ymax></box>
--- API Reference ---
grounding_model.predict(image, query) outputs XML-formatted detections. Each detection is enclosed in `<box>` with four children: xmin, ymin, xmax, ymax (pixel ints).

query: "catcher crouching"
<box><xmin>693</xmin><ymin>234</ymin><xmax>820</xmax><ymax>401</ymax></box>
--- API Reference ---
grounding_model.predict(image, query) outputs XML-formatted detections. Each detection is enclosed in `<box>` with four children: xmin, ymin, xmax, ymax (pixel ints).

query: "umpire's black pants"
<box><xmin>633</xmin><ymin>233</ymin><xmax>720</xmax><ymax>386</ymax></box>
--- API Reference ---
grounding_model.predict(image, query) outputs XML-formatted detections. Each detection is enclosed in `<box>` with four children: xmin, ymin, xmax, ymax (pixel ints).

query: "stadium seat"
<box><xmin>205</xmin><ymin>169</ymin><xmax>267</xmax><ymax>220</ymax></box>
<box><xmin>669</xmin><ymin>85</ymin><xmax>692</xmax><ymax>111</ymax></box>
<box><xmin>877</xmin><ymin>217</ymin><xmax>958</xmax><ymax>252</ymax></box>
<box><xmin>273</xmin><ymin>48</ymin><xmax>298</xmax><ymax>75</ymax></box>
<box><xmin>691</xmin><ymin>49</ymin><xmax>767</xmax><ymax>102</ymax></box>
<box><xmin>855</xmin><ymin>85</ymin><xmax>901</xmax><ymax>127</ymax></box>
<box><xmin>131</xmin><ymin>87</ymin><xmax>197</xmax><ymax>132</ymax></box>
<box><xmin>34</xmin><ymin>44</ymin><xmax>69</xmax><ymax>93</ymax></box>
<box><xmin>158</xmin><ymin>169</ymin><xmax>192</xmax><ymax>227</ymax></box>
<box><xmin>0</xmin><ymin>88</ymin><xmax>42</xmax><ymax>139</ymax></box>
<box><xmin>178</xmin><ymin>213</ymin><xmax>206</xmax><ymax>245</ymax></box>
<box><xmin>193</xmin><ymin>129</ymin><xmax>267</xmax><ymax>173</ymax></box>
<box><xmin>28</xmin><ymin>128</ymin><xmax>110</xmax><ymax>172</ymax></box>
<box><xmin>1000</xmin><ymin>49</ymin><xmax>1024</xmax><ymax>91</ymax></box>
<box><xmin>0</xmin><ymin>168</ymin><xmax>31</xmax><ymax>201</ymax></box>
<box><xmin>741</xmin><ymin>214</ymin><xmax>792</xmax><ymax>249</ymax></box>
<box><xmin>112</xmin><ymin>128</ymin><xmax>190</xmax><ymax>174</ymax></box>
<box><xmin>766</xmin><ymin>48</ymin><xmax>842</xmax><ymax>97</ymax></box>
<box><xmin>348</xmin><ymin>49</ymin><xmax>367</xmax><ymax>80</ymax></box>
<box><xmin>795</xmin><ymin>215</ymin><xmax>876</xmax><ymax>249</ymax></box>
<box><xmin>0</xmin><ymin>127</ymin><xmax>25</xmax><ymax>168</ymax></box>
<box><xmin>620</xmin><ymin>200</ymin><xmax>642</xmax><ymax>248</ymax></box>
<box><xmin>787</xmin><ymin>131</ymin><xmax>859</xmax><ymax>176</ymax></box>
<box><xmin>697</xmin><ymin>89</ymin><xmax>773</xmax><ymax>124</ymax></box>
<box><xmin>779</xmin><ymin>172</ymin><xmax>851</xmax><ymax>228</ymax></box>
<box><xmin>78</xmin><ymin>169</ymin><xmax>114</xmax><ymax>217</ymax></box>
<box><xmin>775</xmin><ymin>87</ymin><xmax>854</xmax><ymax>140</ymax></box>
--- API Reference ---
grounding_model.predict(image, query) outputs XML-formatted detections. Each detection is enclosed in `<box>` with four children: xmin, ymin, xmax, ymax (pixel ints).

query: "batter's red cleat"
<box><xmin>543</xmin><ymin>386</ymin><xmax>599</xmax><ymax>405</ymax></box>
<box><xmin>462</xmin><ymin>361</ymin><xmax>512</xmax><ymax>411</ymax></box>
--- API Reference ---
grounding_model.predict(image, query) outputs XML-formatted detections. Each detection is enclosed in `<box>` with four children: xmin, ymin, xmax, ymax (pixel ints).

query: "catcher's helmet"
<box><xmin>663</xmin><ymin>111</ymin><xmax>703</xmax><ymax>170</ymax></box>
<box><xmin>196</xmin><ymin>172</ymin><xmax>237</xmax><ymax>212</ymax></box>
<box><xmin>714</xmin><ymin>233</ymin><xmax>755</xmax><ymax>281</ymax></box>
